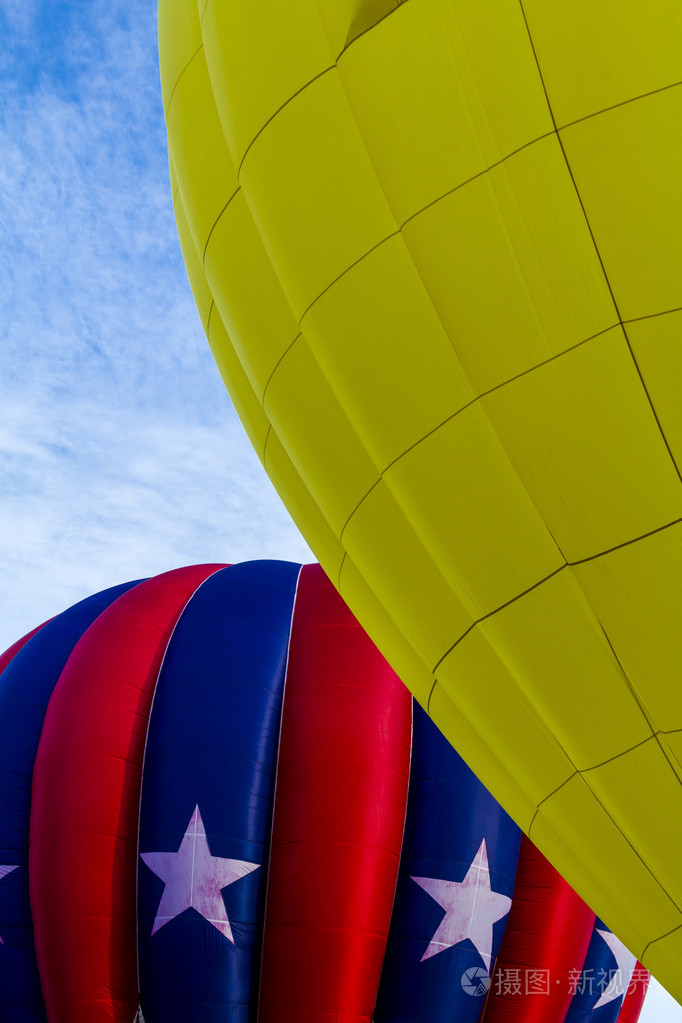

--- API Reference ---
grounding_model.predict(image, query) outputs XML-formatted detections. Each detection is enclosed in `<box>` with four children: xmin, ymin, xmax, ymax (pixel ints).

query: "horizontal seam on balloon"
<box><xmin>298</xmin><ymin>231</ymin><xmax>400</xmax><ymax>325</ymax></box>
<box><xmin>579</xmin><ymin>734</ymin><xmax>657</xmax><ymax>774</ymax></box>
<box><xmin>400</xmin><ymin>130</ymin><xmax>556</xmax><ymax>229</ymax></box>
<box><xmin>651</xmin><ymin>730</ymin><xmax>682</xmax><ymax>788</ymax></box>
<box><xmin>237</xmin><ymin>65</ymin><xmax>336</xmax><ymax>177</ymax></box>
<box><xmin>431</xmin><ymin>565</ymin><xmax>566</xmax><ymax>673</ymax></box>
<box><xmin>569</xmin><ymin>514</ymin><xmax>682</xmax><ymax>567</ymax></box>
<box><xmin>378</xmin><ymin>322</ymin><xmax>620</xmax><ymax>477</ymax></box>
<box><xmin>641</xmin><ymin>922</ymin><xmax>682</xmax><ymax>958</ymax></box>
<box><xmin>337</xmin><ymin>0</ymin><xmax>412</xmax><ymax>59</ymax></box>
<box><xmin>429</xmin><ymin>516</ymin><xmax>682</xmax><ymax>673</ymax></box>
<box><xmin>624</xmin><ymin>304</ymin><xmax>682</xmax><ymax>325</ymax></box>
<box><xmin>337</xmin><ymin>319</ymin><xmax>619</xmax><ymax>543</ymax></box>
<box><xmin>201</xmin><ymin>185</ymin><xmax>241</xmax><ymax>269</ymax></box>
<box><xmin>533</xmin><ymin>773</ymin><xmax>681</xmax><ymax>917</ymax></box>
<box><xmin>518</xmin><ymin>0</ymin><xmax>682</xmax><ymax>490</ymax></box>
<box><xmin>261</xmin><ymin>332</ymin><xmax>303</xmax><ymax>406</ymax></box>
<box><xmin>164</xmin><ymin>43</ymin><xmax>204</xmax><ymax>118</ymax></box>
<box><xmin>557</xmin><ymin>79</ymin><xmax>682</xmax><ymax>134</ymax></box>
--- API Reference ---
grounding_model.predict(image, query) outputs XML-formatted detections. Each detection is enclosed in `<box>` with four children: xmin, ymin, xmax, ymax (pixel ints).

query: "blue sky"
<box><xmin>0</xmin><ymin>3</ymin><xmax>679</xmax><ymax>1018</ymax></box>
<box><xmin>0</xmin><ymin>0</ymin><xmax>312</xmax><ymax>650</ymax></box>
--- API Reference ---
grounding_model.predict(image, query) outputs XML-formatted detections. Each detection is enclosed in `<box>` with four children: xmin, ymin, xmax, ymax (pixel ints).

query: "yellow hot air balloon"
<box><xmin>158</xmin><ymin>0</ymin><xmax>682</xmax><ymax>1000</ymax></box>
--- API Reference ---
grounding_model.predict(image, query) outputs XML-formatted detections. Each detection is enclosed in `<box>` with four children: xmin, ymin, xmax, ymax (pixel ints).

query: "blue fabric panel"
<box><xmin>138</xmin><ymin>560</ymin><xmax>300</xmax><ymax>1023</ymax></box>
<box><xmin>375</xmin><ymin>702</ymin><xmax>522</xmax><ymax>1023</ymax></box>
<box><xmin>565</xmin><ymin>919</ymin><xmax>633</xmax><ymax>1022</ymax></box>
<box><xmin>0</xmin><ymin>581</ymin><xmax>141</xmax><ymax>1023</ymax></box>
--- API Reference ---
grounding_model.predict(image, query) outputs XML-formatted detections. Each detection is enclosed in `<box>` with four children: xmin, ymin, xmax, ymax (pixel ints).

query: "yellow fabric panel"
<box><xmin>340</xmin><ymin>479</ymin><xmax>473</xmax><ymax>669</ymax></box>
<box><xmin>339</xmin><ymin>551</ymin><xmax>435</xmax><ymax>709</ymax></box>
<box><xmin>644</xmin><ymin>928</ymin><xmax>682</xmax><ymax>1000</ymax></box>
<box><xmin>159</xmin><ymin>0</ymin><xmax>682</xmax><ymax>998</ymax></box>
<box><xmin>303</xmin><ymin>235</ymin><xmax>474</xmax><ymax>470</ymax></box>
<box><xmin>524</xmin><ymin>0</ymin><xmax>682</xmax><ymax>125</ymax></box>
<box><xmin>402</xmin><ymin>134</ymin><xmax>617</xmax><ymax>395</ymax></box>
<box><xmin>383</xmin><ymin>404</ymin><xmax>564</xmax><ymax>619</ymax></box>
<box><xmin>336</xmin><ymin>0</ymin><xmax>552</xmax><ymax>224</ymax></box>
<box><xmin>531</xmin><ymin>773</ymin><xmax>682</xmax><ymax>958</ymax></box>
<box><xmin>584</xmin><ymin>739</ymin><xmax>682</xmax><ymax>906</ymax></box>
<box><xmin>201</xmin><ymin>0</ymin><xmax>333</xmax><ymax>164</ymax></box>
<box><xmin>166</xmin><ymin>43</ymin><xmax>238</xmax><ymax>258</ymax></box>
<box><xmin>264</xmin><ymin>336</ymin><xmax>379</xmax><ymax>536</ymax></box>
<box><xmin>663</xmin><ymin>733</ymin><xmax>682</xmax><ymax>781</ymax></box>
<box><xmin>204</xmin><ymin>190</ymin><xmax>299</xmax><ymax>401</ymax></box>
<box><xmin>479</xmin><ymin>570</ymin><xmax>652</xmax><ymax>769</ymax></box>
<box><xmin>206</xmin><ymin>310</ymin><xmax>270</xmax><ymax>461</ymax></box>
<box><xmin>433</xmin><ymin>630</ymin><xmax>574</xmax><ymax>815</ymax></box>
<box><xmin>560</xmin><ymin>86</ymin><xmax>682</xmax><ymax>321</ymax></box>
<box><xmin>482</xmin><ymin>325</ymin><xmax>682</xmax><ymax>561</ymax></box>
<box><xmin>628</xmin><ymin>311</ymin><xmax>682</xmax><ymax>468</ymax></box>
<box><xmin>572</xmin><ymin>525</ymin><xmax>682</xmax><ymax>732</ymax></box>
<box><xmin>263</xmin><ymin>430</ymin><xmax>345</xmax><ymax>576</ymax></box>
<box><xmin>316</xmin><ymin>0</ymin><xmax>403</xmax><ymax>53</ymax></box>
<box><xmin>239</xmin><ymin>68</ymin><xmax>397</xmax><ymax>319</ymax></box>
<box><xmin>158</xmin><ymin>0</ymin><xmax>204</xmax><ymax>111</ymax></box>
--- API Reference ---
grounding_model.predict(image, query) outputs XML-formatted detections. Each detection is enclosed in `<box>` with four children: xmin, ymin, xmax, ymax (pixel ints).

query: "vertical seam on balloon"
<box><xmin>517</xmin><ymin>0</ymin><xmax>682</xmax><ymax>488</ymax></box>
<box><xmin>255</xmin><ymin>563</ymin><xmax>304</xmax><ymax>1022</ymax></box>
<box><xmin>163</xmin><ymin>44</ymin><xmax>204</xmax><ymax>118</ymax></box>
<box><xmin>261</xmin><ymin>332</ymin><xmax>302</xmax><ymax>407</ymax></box>
<box><xmin>338</xmin><ymin>478</ymin><xmax>381</xmax><ymax>545</ymax></box>
<box><xmin>199</xmin><ymin>0</ymin><xmax>210</xmax><ymax>30</ymax></box>
<box><xmin>261</xmin><ymin>424</ymin><xmax>272</xmax><ymax>465</ymax></box>
<box><xmin>583</xmin><ymin>607</ymin><xmax>659</xmax><ymax>738</ymax></box>
<box><xmin>205</xmin><ymin>298</ymin><xmax>215</xmax><ymax>339</ymax></box>
<box><xmin>134</xmin><ymin>565</ymin><xmax>227</xmax><ymax>999</ymax></box>
<box><xmin>336</xmin><ymin>551</ymin><xmax>347</xmax><ymax>591</ymax></box>
<box><xmin>202</xmin><ymin>186</ymin><xmax>241</xmax><ymax>269</ymax></box>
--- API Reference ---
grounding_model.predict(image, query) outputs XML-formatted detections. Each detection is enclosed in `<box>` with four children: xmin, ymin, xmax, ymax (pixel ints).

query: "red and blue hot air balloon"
<box><xmin>0</xmin><ymin>561</ymin><xmax>649</xmax><ymax>1022</ymax></box>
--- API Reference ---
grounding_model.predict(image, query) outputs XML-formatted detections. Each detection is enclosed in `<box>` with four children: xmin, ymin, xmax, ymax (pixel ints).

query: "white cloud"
<box><xmin>0</xmin><ymin>1</ymin><xmax>311</xmax><ymax>649</ymax></box>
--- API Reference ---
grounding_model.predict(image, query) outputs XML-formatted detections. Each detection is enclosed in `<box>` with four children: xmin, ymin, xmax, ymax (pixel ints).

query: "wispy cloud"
<box><xmin>0</xmin><ymin>1</ymin><xmax>311</xmax><ymax>648</ymax></box>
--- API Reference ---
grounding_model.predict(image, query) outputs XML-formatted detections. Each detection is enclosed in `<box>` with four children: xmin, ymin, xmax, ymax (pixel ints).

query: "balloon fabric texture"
<box><xmin>158</xmin><ymin>0</ymin><xmax>682</xmax><ymax>997</ymax></box>
<box><xmin>0</xmin><ymin>562</ymin><xmax>649</xmax><ymax>1022</ymax></box>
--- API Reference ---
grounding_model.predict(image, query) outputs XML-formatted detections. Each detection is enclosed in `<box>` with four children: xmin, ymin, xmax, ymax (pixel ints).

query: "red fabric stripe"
<box><xmin>482</xmin><ymin>836</ymin><xmax>596</xmax><ymax>1023</ymax></box>
<box><xmin>617</xmin><ymin>964</ymin><xmax>650</xmax><ymax>1023</ymax></box>
<box><xmin>29</xmin><ymin>564</ymin><xmax>224</xmax><ymax>1023</ymax></box>
<box><xmin>258</xmin><ymin>564</ymin><xmax>412</xmax><ymax>1023</ymax></box>
<box><xmin>0</xmin><ymin>620</ymin><xmax>50</xmax><ymax>675</ymax></box>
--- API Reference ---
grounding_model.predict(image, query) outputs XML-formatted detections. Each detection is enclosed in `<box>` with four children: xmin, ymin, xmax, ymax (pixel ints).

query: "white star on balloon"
<box><xmin>141</xmin><ymin>806</ymin><xmax>259</xmax><ymax>943</ymax></box>
<box><xmin>0</xmin><ymin>865</ymin><xmax>18</xmax><ymax>945</ymax></box>
<box><xmin>594</xmin><ymin>929</ymin><xmax>636</xmax><ymax>1009</ymax></box>
<box><xmin>411</xmin><ymin>838</ymin><xmax>511</xmax><ymax>968</ymax></box>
